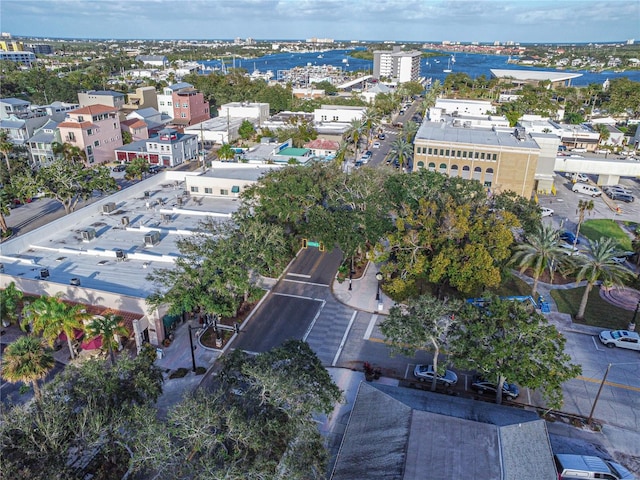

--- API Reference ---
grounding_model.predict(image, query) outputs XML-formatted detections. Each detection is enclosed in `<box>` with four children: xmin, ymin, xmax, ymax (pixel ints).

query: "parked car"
<box><xmin>609</xmin><ymin>192</ymin><xmax>635</xmax><ymax>203</ymax></box>
<box><xmin>575</xmin><ymin>173</ymin><xmax>589</xmax><ymax>182</ymax></box>
<box><xmin>554</xmin><ymin>454</ymin><xmax>635</xmax><ymax>480</ymax></box>
<box><xmin>471</xmin><ymin>376</ymin><xmax>519</xmax><ymax>400</ymax></box>
<box><xmin>603</xmin><ymin>185</ymin><xmax>632</xmax><ymax>195</ymax></box>
<box><xmin>413</xmin><ymin>364</ymin><xmax>458</xmax><ymax>386</ymax></box>
<box><xmin>598</xmin><ymin>330</ymin><xmax>640</xmax><ymax>351</ymax></box>
<box><xmin>559</xmin><ymin>243</ymin><xmax>582</xmax><ymax>256</ymax></box>
<box><xmin>540</xmin><ymin>207</ymin><xmax>554</xmax><ymax>217</ymax></box>
<box><xmin>559</xmin><ymin>231</ymin><xmax>579</xmax><ymax>245</ymax></box>
<box><xmin>572</xmin><ymin>183</ymin><xmax>602</xmax><ymax>197</ymax></box>
<box><xmin>354</xmin><ymin>160</ymin><xmax>364</xmax><ymax>168</ymax></box>
<box><xmin>112</xmin><ymin>164</ymin><xmax>127</xmax><ymax>172</ymax></box>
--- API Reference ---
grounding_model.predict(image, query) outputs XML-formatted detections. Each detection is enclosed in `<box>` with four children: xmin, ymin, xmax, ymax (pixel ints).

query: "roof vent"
<box><xmin>81</xmin><ymin>228</ymin><xmax>96</xmax><ymax>241</ymax></box>
<box><xmin>514</xmin><ymin>127</ymin><xmax>527</xmax><ymax>140</ymax></box>
<box><xmin>144</xmin><ymin>231</ymin><xmax>161</xmax><ymax>247</ymax></box>
<box><xmin>102</xmin><ymin>202</ymin><xmax>116</xmax><ymax>214</ymax></box>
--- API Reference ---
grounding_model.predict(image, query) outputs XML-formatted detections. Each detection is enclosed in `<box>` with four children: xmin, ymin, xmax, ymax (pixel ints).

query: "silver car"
<box><xmin>413</xmin><ymin>364</ymin><xmax>458</xmax><ymax>386</ymax></box>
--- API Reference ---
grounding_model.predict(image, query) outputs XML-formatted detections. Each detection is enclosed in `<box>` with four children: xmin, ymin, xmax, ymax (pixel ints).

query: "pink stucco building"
<box><xmin>57</xmin><ymin>105</ymin><xmax>123</xmax><ymax>165</ymax></box>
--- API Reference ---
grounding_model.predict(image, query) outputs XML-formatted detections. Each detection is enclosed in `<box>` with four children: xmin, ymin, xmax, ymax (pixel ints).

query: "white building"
<box><xmin>434</xmin><ymin>98</ymin><xmax>496</xmax><ymax>117</ymax></box>
<box><xmin>373</xmin><ymin>46</ymin><xmax>421</xmax><ymax>84</ymax></box>
<box><xmin>218</xmin><ymin>102</ymin><xmax>270</xmax><ymax>127</ymax></box>
<box><xmin>313</xmin><ymin>105</ymin><xmax>365</xmax><ymax>124</ymax></box>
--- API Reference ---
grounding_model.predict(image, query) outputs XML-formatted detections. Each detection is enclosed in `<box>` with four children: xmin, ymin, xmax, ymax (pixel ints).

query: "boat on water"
<box><xmin>342</xmin><ymin>58</ymin><xmax>348</xmax><ymax>63</ymax></box>
<box><xmin>443</xmin><ymin>54</ymin><xmax>455</xmax><ymax>73</ymax></box>
<box><xmin>317</xmin><ymin>54</ymin><xmax>323</xmax><ymax>58</ymax></box>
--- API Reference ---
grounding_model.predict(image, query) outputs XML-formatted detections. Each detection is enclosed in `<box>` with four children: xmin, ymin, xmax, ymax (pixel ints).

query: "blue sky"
<box><xmin>2</xmin><ymin>0</ymin><xmax>638</xmax><ymax>44</ymax></box>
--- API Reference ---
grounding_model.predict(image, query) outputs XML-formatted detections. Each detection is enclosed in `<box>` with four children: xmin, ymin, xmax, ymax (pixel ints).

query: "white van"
<box><xmin>554</xmin><ymin>454</ymin><xmax>635</xmax><ymax>479</ymax></box>
<box><xmin>572</xmin><ymin>183</ymin><xmax>602</xmax><ymax>197</ymax></box>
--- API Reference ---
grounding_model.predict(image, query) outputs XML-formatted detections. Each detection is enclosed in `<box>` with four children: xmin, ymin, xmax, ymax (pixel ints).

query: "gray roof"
<box><xmin>416</xmin><ymin>121</ymin><xmax>540</xmax><ymax>149</ymax></box>
<box><xmin>331</xmin><ymin>382</ymin><xmax>557</xmax><ymax>480</ymax></box>
<box><xmin>166</xmin><ymin>82</ymin><xmax>193</xmax><ymax>91</ymax></box>
<box><xmin>1</xmin><ymin>97</ymin><xmax>31</xmax><ymax>106</ymax></box>
<box><xmin>29</xmin><ymin>120</ymin><xmax>59</xmax><ymax>143</ymax></box>
<box><xmin>135</xmin><ymin>107</ymin><xmax>162</xmax><ymax>118</ymax></box>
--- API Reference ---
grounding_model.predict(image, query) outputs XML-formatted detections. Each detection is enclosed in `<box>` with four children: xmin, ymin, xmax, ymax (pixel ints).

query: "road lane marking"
<box><xmin>283</xmin><ymin>279</ymin><xmax>329</xmax><ymax>287</ymax></box>
<box><xmin>364</xmin><ymin>314</ymin><xmax>378</xmax><ymax>340</ymax></box>
<box><xmin>332</xmin><ymin>311</ymin><xmax>357</xmax><ymax>367</ymax></box>
<box><xmin>577</xmin><ymin>375</ymin><xmax>640</xmax><ymax>392</ymax></box>
<box><xmin>273</xmin><ymin>292</ymin><xmax>321</xmax><ymax>301</ymax></box>
<box><xmin>405</xmin><ymin>363</ymin><xmax>412</xmax><ymax>380</ymax></box>
<box><xmin>303</xmin><ymin>300</ymin><xmax>326</xmax><ymax>341</ymax></box>
<box><xmin>286</xmin><ymin>273</ymin><xmax>311</xmax><ymax>278</ymax></box>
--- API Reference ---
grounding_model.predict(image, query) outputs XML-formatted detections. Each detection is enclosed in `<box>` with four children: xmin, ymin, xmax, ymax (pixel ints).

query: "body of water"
<box><xmin>199</xmin><ymin>48</ymin><xmax>640</xmax><ymax>87</ymax></box>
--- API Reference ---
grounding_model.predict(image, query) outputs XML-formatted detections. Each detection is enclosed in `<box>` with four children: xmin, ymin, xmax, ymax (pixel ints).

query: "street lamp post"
<box><xmin>588</xmin><ymin>361</ymin><xmax>640</xmax><ymax>425</ymax></box>
<box><xmin>630</xmin><ymin>300</ymin><xmax>640</xmax><ymax>331</ymax></box>
<box><xmin>375</xmin><ymin>272</ymin><xmax>383</xmax><ymax>301</ymax></box>
<box><xmin>187</xmin><ymin>324</ymin><xmax>201</xmax><ymax>373</ymax></box>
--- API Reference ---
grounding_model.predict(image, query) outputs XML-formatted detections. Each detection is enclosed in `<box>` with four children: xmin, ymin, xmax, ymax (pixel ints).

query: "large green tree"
<box><xmin>389</xmin><ymin>136</ymin><xmax>413</xmax><ymax>170</ymax></box>
<box><xmin>0</xmin><ymin>335</ymin><xmax>54</xmax><ymax>402</ymax></box>
<box><xmin>450</xmin><ymin>297</ymin><xmax>581</xmax><ymax>407</ymax></box>
<box><xmin>381</xmin><ymin>295</ymin><xmax>463</xmax><ymax>391</ymax></box>
<box><xmin>12</xmin><ymin>158</ymin><xmax>117</xmax><ymax>214</ymax></box>
<box><xmin>85</xmin><ymin>314</ymin><xmax>129</xmax><ymax>364</ymax></box>
<box><xmin>124</xmin><ymin>156</ymin><xmax>150</xmax><ymax>181</ymax></box>
<box><xmin>574</xmin><ymin>237</ymin><xmax>634</xmax><ymax>320</ymax></box>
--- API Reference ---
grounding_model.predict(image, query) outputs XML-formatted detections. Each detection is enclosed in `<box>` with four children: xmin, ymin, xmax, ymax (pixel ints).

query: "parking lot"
<box><xmin>538</xmin><ymin>173</ymin><xmax>640</xmax><ymax>233</ymax></box>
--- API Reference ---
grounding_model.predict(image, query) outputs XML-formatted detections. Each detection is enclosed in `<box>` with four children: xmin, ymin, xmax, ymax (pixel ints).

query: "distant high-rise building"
<box><xmin>372</xmin><ymin>46</ymin><xmax>421</xmax><ymax>84</ymax></box>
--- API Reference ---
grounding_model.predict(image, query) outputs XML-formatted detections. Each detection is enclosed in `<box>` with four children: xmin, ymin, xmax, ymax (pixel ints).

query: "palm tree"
<box><xmin>402</xmin><ymin>121</ymin><xmax>419</xmax><ymax>142</ymax></box>
<box><xmin>573</xmin><ymin>200</ymin><xmax>594</xmax><ymax>249</ymax></box>
<box><xmin>217</xmin><ymin>143</ymin><xmax>235</xmax><ymax>162</ymax></box>
<box><xmin>22</xmin><ymin>294</ymin><xmax>91</xmax><ymax>360</ymax></box>
<box><xmin>510</xmin><ymin>223</ymin><xmax>570</xmax><ymax>297</ymax></box>
<box><xmin>86</xmin><ymin>314</ymin><xmax>129</xmax><ymax>364</ymax></box>
<box><xmin>0</xmin><ymin>130</ymin><xmax>14</xmax><ymax>174</ymax></box>
<box><xmin>361</xmin><ymin>108</ymin><xmax>381</xmax><ymax>145</ymax></box>
<box><xmin>574</xmin><ymin>237</ymin><xmax>634</xmax><ymax>321</ymax></box>
<box><xmin>0</xmin><ymin>336</ymin><xmax>55</xmax><ymax>402</ymax></box>
<box><xmin>52</xmin><ymin>141</ymin><xmax>87</xmax><ymax>165</ymax></box>
<box><xmin>390</xmin><ymin>137</ymin><xmax>413</xmax><ymax>170</ymax></box>
<box><xmin>344</xmin><ymin>119</ymin><xmax>364</xmax><ymax>162</ymax></box>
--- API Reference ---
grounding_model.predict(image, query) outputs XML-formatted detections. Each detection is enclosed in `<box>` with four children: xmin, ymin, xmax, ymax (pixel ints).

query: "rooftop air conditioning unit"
<box><xmin>102</xmin><ymin>202</ymin><xmax>116</xmax><ymax>214</ymax></box>
<box><xmin>81</xmin><ymin>228</ymin><xmax>96</xmax><ymax>241</ymax></box>
<box><xmin>121</xmin><ymin>216</ymin><xmax>130</xmax><ymax>226</ymax></box>
<box><xmin>144</xmin><ymin>191</ymin><xmax>150</xmax><ymax>198</ymax></box>
<box><xmin>144</xmin><ymin>231</ymin><xmax>161</xmax><ymax>247</ymax></box>
<box><xmin>177</xmin><ymin>197</ymin><xmax>183</xmax><ymax>206</ymax></box>
<box><xmin>40</xmin><ymin>268</ymin><xmax>50</xmax><ymax>279</ymax></box>
<box><xmin>162</xmin><ymin>214</ymin><xmax>172</xmax><ymax>222</ymax></box>
<box><xmin>70</xmin><ymin>278</ymin><xmax>81</xmax><ymax>286</ymax></box>
<box><xmin>115</xmin><ymin>249</ymin><xmax>126</xmax><ymax>260</ymax></box>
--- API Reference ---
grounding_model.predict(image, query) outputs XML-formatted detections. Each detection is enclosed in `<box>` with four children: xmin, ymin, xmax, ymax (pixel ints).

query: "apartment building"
<box><xmin>27</xmin><ymin>119</ymin><xmax>61</xmax><ymax>167</ymax></box>
<box><xmin>57</xmin><ymin>105</ymin><xmax>123</xmax><ymax>164</ymax></box>
<box><xmin>123</xmin><ymin>86</ymin><xmax>158</xmax><ymax>112</ymax></box>
<box><xmin>78</xmin><ymin>90</ymin><xmax>126</xmax><ymax>110</ymax></box>
<box><xmin>1</xmin><ymin>97</ymin><xmax>32</xmax><ymax>119</ymax></box>
<box><xmin>157</xmin><ymin>83</ymin><xmax>210</xmax><ymax>127</ymax></box>
<box><xmin>218</xmin><ymin>102</ymin><xmax>270</xmax><ymax>126</ymax></box>
<box><xmin>372</xmin><ymin>46</ymin><xmax>421</xmax><ymax>84</ymax></box>
<box><xmin>0</xmin><ymin>51</ymin><xmax>36</xmax><ymax>67</ymax></box>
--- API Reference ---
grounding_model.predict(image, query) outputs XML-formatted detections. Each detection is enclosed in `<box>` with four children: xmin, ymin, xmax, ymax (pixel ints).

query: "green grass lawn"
<box><xmin>490</xmin><ymin>275</ymin><xmax>533</xmax><ymax>297</ymax></box>
<box><xmin>580</xmin><ymin>219</ymin><xmax>632</xmax><ymax>250</ymax></box>
<box><xmin>551</xmin><ymin>287</ymin><xmax>635</xmax><ymax>330</ymax></box>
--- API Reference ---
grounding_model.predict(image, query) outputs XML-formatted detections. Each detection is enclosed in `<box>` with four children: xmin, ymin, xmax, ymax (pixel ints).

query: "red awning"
<box><xmin>81</xmin><ymin>336</ymin><xmax>103</xmax><ymax>351</ymax></box>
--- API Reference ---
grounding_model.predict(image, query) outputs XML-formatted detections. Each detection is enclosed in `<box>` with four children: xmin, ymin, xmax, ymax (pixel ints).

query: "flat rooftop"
<box><xmin>416</xmin><ymin>121</ymin><xmax>540</xmax><ymax>149</ymax></box>
<box><xmin>0</xmin><ymin>174</ymin><xmax>242</xmax><ymax>298</ymax></box>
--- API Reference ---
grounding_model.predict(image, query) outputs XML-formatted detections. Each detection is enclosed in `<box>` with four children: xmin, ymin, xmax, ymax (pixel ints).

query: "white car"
<box><xmin>540</xmin><ymin>207</ymin><xmax>554</xmax><ymax>217</ymax></box>
<box><xmin>598</xmin><ymin>330</ymin><xmax>640</xmax><ymax>351</ymax></box>
<box><xmin>373</xmin><ymin>142</ymin><xmax>381</xmax><ymax>149</ymax></box>
<box><xmin>559</xmin><ymin>243</ymin><xmax>582</xmax><ymax>256</ymax></box>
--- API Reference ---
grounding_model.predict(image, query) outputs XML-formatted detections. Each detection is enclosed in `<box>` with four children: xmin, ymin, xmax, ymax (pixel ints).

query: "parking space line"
<box><xmin>591</xmin><ymin>336</ymin><xmax>604</xmax><ymax>351</ymax></box>
<box><xmin>332</xmin><ymin>311</ymin><xmax>357</xmax><ymax>367</ymax></box>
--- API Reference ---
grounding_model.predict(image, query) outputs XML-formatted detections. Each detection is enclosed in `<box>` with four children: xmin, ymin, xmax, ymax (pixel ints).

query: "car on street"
<box><xmin>373</xmin><ymin>141</ymin><xmax>381</xmax><ymax>149</ymax></box>
<box><xmin>559</xmin><ymin>231</ymin><xmax>579</xmax><ymax>245</ymax></box>
<box><xmin>554</xmin><ymin>454</ymin><xmax>635</xmax><ymax>480</ymax></box>
<box><xmin>378</xmin><ymin>133</ymin><xmax>386</xmax><ymax>140</ymax></box>
<box><xmin>540</xmin><ymin>207</ymin><xmax>554</xmax><ymax>217</ymax></box>
<box><xmin>112</xmin><ymin>164</ymin><xmax>127</xmax><ymax>172</ymax></box>
<box><xmin>413</xmin><ymin>364</ymin><xmax>458</xmax><ymax>386</ymax></box>
<box><xmin>471</xmin><ymin>376</ymin><xmax>519</xmax><ymax>400</ymax></box>
<box><xmin>598</xmin><ymin>330</ymin><xmax>640</xmax><ymax>351</ymax></box>
<box><xmin>354</xmin><ymin>160</ymin><xmax>364</xmax><ymax>168</ymax></box>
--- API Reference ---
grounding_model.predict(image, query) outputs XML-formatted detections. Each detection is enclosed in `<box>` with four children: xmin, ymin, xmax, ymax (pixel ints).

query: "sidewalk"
<box><xmin>332</xmin><ymin>261</ymin><xmax>393</xmax><ymax>315</ymax></box>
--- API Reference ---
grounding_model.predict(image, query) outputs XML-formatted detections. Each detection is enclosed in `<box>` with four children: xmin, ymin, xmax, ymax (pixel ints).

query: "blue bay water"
<box><xmin>199</xmin><ymin>48</ymin><xmax>640</xmax><ymax>87</ymax></box>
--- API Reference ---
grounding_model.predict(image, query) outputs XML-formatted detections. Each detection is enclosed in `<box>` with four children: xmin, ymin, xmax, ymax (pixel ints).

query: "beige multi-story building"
<box><xmin>413</xmin><ymin>121</ymin><xmax>541</xmax><ymax>198</ymax></box>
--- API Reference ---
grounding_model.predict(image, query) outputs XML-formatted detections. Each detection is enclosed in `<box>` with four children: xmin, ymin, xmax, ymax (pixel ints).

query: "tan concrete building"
<box><xmin>413</xmin><ymin>122</ymin><xmax>541</xmax><ymax>198</ymax></box>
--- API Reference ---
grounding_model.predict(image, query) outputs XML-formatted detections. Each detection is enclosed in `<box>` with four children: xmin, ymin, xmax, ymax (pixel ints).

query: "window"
<box><xmin>456</xmin><ymin>150</ymin><xmax>461</xmax><ymax>157</ymax></box>
<box><xmin>445</xmin><ymin>149</ymin><xmax>450</xmax><ymax>156</ymax></box>
<box><xmin>481</xmin><ymin>152</ymin><xmax>485</xmax><ymax>159</ymax></box>
<box><xmin>463</xmin><ymin>151</ymin><xmax>467</xmax><ymax>158</ymax></box>
<box><xmin>484</xmin><ymin>168</ymin><xmax>494</xmax><ymax>187</ymax></box>
<box><xmin>86</xmin><ymin>146</ymin><xmax>93</xmax><ymax>155</ymax></box>
<box><xmin>474</xmin><ymin>152</ymin><xmax>479</xmax><ymax>159</ymax></box>
<box><xmin>190</xmin><ymin>186</ymin><xmax>199</xmax><ymax>193</ymax></box>
<box><xmin>492</xmin><ymin>153</ymin><xmax>497</xmax><ymax>161</ymax></box>
<box><xmin>204</xmin><ymin>187</ymin><xmax>213</xmax><ymax>194</ymax></box>
<box><xmin>94</xmin><ymin>140</ymin><xmax>99</xmax><ymax>147</ymax></box>
<box><xmin>473</xmin><ymin>167</ymin><xmax>482</xmax><ymax>180</ymax></box>
<box><xmin>87</xmin><ymin>128</ymin><xmax>93</xmax><ymax>135</ymax></box>
<box><xmin>450</xmin><ymin>164</ymin><xmax>459</xmax><ymax>177</ymax></box>
<box><xmin>77</xmin><ymin>116</ymin><xmax>84</xmax><ymax>122</ymax></box>
<box><xmin>68</xmin><ymin>132</ymin><xmax>75</xmax><ymax>141</ymax></box>
<box><xmin>439</xmin><ymin>163</ymin><xmax>447</xmax><ymax>174</ymax></box>
<box><xmin>220</xmin><ymin>189</ymin><xmax>229</xmax><ymax>195</ymax></box>
<box><xmin>231</xmin><ymin>185</ymin><xmax>240</xmax><ymax>193</ymax></box>
<box><xmin>181</xmin><ymin>113</ymin><xmax>186</xmax><ymax>118</ymax></box>
<box><xmin>428</xmin><ymin>162</ymin><xmax>436</xmax><ymax>172</ymax></box>
<box><xmin>167</xmin><ymin>101</ymin><xmax>172</xmax><ymax>107</ymax></box>
<box><xmin>113</xmin><ymin>123</ymin><xmax>117</xmax><ymax>129</ymax></box>
<box><xmin>417</xmin><ymin>161</ymin><xmax>425</xmax><ymax>168</ymax></box>
<box><xmin>428</xmin><ymin>148</ymin><xmax>432</xmax><ymax>155</ymax></box>
<box><xmin>159</xmin><ymin>101</ymin><xmax>165</xmax><ymax>106</ymax></box>
<box><xmin>182</xmin><ymin>103</ymin><xmax>188</xmax><ymax>108</ymax></box>
<box><xmin>462</xmin><ymin>165</ymin><xmax>470</xmax><ymax>179</ymax></box>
